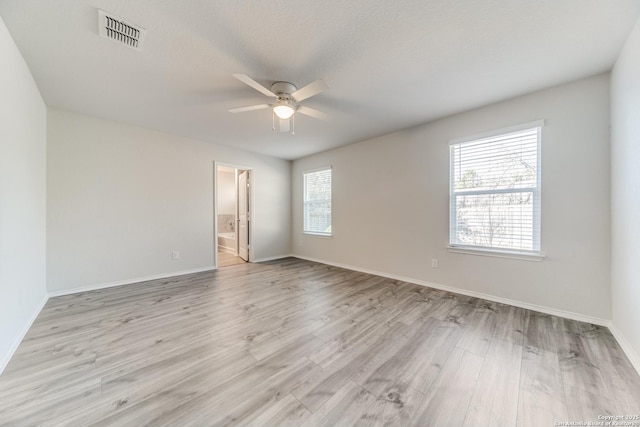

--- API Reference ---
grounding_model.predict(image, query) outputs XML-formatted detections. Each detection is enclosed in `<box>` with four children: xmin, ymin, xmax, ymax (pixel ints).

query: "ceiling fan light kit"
<box><xmin>229</xmin><ymin>74</ymin><xmax>328</xmax><ymax>134</ymax></box>
<box><xmin>273</xmin><ymin>100</ymin><xmax>295</xmax><ymax>120</ymax></box>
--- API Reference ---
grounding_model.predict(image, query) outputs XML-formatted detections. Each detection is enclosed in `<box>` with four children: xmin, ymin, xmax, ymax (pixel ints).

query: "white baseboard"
<box><xmin>292</xmin><ymin>255</ymin><xmax>611</xmax><ymax>327</ymax></box>
<box><xmin>252</xmin><ymin>254</ymin><xmax>294</xmax><ymax>263</ymax></box>
<box><xmin>47</xmin><ymin>266</ymin><xmax>217</xmax><ymax>297</ymax></box>
<box><xmin>0</xmin><ymin>294</ymin><xmax>49</xmax><ymax>376</ymax></box>
<box><xmin>609</xmin><ymin>324</ymin><xmax>640</xmax><ymax>376</ymax></box>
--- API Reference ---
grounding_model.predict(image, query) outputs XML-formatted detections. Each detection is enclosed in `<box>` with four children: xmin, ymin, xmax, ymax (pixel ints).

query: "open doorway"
<box><xmin>215</xmin><ymin>163</ymin><xmax>252</xmax><ymax>268</ymax></box>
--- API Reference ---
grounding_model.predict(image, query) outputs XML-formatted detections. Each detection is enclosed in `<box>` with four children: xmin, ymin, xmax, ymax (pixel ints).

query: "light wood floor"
<box><xmin>218</xmin><ymin>251</ymin><xmax>247</xmax><ymax>267</ymax></box>
<box><xmin>1</xmin><ymin>258</ymin><xmax>639</xmax><ymax>426</ymax></box>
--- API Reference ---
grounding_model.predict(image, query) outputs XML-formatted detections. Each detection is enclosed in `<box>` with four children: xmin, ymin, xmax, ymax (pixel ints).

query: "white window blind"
<box><xmin>450</xmin><ymin>123</ymin><xmax>541</xmax><ymax>253</ymax></box>
<box><xmin>303</xmin><ymin>168</ymin><xmax>332</xmax><ymax>236</ymax></box>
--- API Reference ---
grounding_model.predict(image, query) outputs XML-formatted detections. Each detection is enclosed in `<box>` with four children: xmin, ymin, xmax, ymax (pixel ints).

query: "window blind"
<box><xmin>450</xmin><ymin>125</ymin><xmax>541</xmax><ymax>253</ymax></box>
<box><xmin>303</xmin><ymin>168</ymin><xmax>332</xmax><ymax>235</ymax></box>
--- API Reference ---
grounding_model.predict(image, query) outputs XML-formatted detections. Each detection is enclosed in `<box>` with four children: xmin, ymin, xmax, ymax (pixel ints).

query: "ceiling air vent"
<box><xmin>98</xmin><ymin>10</ymin><xmax>145</xmax><ymax>50</ymax></box>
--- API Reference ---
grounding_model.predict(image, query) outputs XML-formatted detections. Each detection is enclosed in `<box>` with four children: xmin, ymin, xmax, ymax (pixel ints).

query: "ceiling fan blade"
<box><xmin>291</xmin><ymin>79</ymin><xmax>328</xmax><ymax>102</ymax></box>
<box><xmin>228</xmin><ymin>104</ymin><xmax>270</xmax><ymax>113</ymax></box>
<box><xmin>232</xmin><ymin>73</ymin><xmax>277</xmax><ymax>98</ymax></box>
<box><xmin>297</xmin><ymin>105</ymin><xmax>329</xmax><ymax>121</ymax></box>
<box><xmin>279</xmin><ymin>118</ymin><xmax>290</xmax><ymax>132</ymax></box>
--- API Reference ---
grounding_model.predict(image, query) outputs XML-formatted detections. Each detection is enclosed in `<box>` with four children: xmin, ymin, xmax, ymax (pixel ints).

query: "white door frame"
<box><xmin>237</xmin><ymin>170</ymin><xmax>250</xmax><ymax>261</ymax></box>
<box><xmin>214</xmin><ymin>161</ymin><xmax>254</xmax><ymax>268</ymax></box>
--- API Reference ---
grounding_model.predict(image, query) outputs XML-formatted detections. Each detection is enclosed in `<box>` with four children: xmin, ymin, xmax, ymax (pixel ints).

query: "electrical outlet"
<box><xmin>431</xmin><ymin>258</ymin><xmax>439</xmax><ymax>268</ymax></box>
<box><xmin>172</xmin><ymin>251</ymin><xmax>180</xmax><ymax>260</ymax></box>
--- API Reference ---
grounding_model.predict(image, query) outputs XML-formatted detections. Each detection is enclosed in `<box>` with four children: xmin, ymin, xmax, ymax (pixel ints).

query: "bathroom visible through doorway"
<box><xmin>215</xmin><ymin>163</ymin><xmax>252</xmax><ymax>267</ymax></box>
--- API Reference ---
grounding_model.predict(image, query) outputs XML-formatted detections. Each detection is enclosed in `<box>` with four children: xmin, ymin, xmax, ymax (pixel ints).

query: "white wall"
<box><xmin>217</xmin><ymin>170</ymin><xmax>236</xmax><ymax>216</ymax></box>
<box><xmin>47</xmin><ymin>109</ymin><xmax>291</xmax><ymax>293</ymax></box>
<box><xmin>611</xmin><ymin>18</ymin><xmax>640</xmax><ymax>370</ymax></box>
<box><xmin>0</xmin><ymin>16</ymin><xmax>48</xmax><ymax>373</ymax></box>
<box><xmin>292</xmin><ymin>74</ymin><xmax>611</xmax><ymax>321</ymax></box>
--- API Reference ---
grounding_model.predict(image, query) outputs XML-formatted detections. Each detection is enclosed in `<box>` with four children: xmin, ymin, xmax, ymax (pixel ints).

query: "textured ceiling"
<box><xmin>1</xmin><ymin>0</ymin><xmax>639</xmax><ymax>160</ymax></box>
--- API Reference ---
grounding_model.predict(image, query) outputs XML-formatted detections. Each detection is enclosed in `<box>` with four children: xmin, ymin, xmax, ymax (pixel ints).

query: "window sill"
<box><xmin>447</xmin><ymin>246</ymin><xmax>545</xmax><ymax>262</ymax></box>
<box><xmin>303</xmin><ymin>232</ymin><xmax>332</xmax><ymax>238</ymax></box>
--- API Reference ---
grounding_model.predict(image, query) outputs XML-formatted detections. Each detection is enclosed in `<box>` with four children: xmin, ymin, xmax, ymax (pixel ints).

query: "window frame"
<box><xmin>448</xmin><ymin>120</ymin><xmax>544</xmax><ymax>259</ymax></box>
<box><xmin>303</xmin><ymin>166</ymin><xmax>332</xmax><ymax>237</ymax></box>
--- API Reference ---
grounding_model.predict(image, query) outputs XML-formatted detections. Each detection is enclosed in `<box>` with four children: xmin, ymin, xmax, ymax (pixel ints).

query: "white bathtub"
<box><xmin>218</xmin><ymin>232</ymin><xmax>236</xmax><ymax>253</ymax></box>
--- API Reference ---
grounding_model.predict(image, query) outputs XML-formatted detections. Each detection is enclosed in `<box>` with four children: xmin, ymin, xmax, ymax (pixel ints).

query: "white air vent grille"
<box><xmin>98</xmin><ymin>10</ymin><xmax>145</xmax><ymax>50</ymax></box>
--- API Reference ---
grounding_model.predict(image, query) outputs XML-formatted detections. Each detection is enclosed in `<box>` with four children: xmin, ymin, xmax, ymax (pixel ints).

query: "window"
<box><xmin>303</xmin><ymin>167</ymin><xmax>332</xmax><ymax>236</ymax></box>
<box><xmin>449</xmin><ymin>122</ymin><xmax>542</xmax><ymax>254</ymax></box>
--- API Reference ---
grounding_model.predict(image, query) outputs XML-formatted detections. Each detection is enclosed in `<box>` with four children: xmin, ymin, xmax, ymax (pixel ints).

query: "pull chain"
<box><xmin>292</xmin><ymin>113</ymin><xmax>295</xmax><ymax>135</ymax></box>
<box><xmin>272</xmin><ymin>110</ymin><xmax>275</xmax><ymax>131</ymax></box>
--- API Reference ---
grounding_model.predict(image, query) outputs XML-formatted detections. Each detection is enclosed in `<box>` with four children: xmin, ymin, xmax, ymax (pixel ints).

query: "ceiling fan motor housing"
<box><xmin>271</xmin><ymin>82</ymin><xmax>297</xmax><ymax>98</ymax></box>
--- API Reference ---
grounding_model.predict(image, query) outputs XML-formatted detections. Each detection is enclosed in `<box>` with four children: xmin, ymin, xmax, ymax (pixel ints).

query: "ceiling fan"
<box><xmin>229</xmin><ymin>73</ymin><xmax>329</xmax><ymax>134</ymax></box>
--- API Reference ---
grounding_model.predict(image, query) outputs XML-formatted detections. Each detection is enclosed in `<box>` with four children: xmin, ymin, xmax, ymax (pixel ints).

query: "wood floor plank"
<box><xmin>291</xmin><ymin>322</ymin><xmax>407</xmax><ymax>412</ymax></box>
<box><xmin>46</xmin><ymin>346</ymin><xmax>257</xmax><ymax>426</ymax></box>
<box><xmin>364</xmin><ymin>380</ymin><xmax>426</xmax><ymax>426</ymax></box>
<box><xmin>300</xmin><ymin>379</ymin><xmax>382</xmax><ymax>427</ymax></box>
<box><xmin>248</xmin><ymin>393</ymin><xmax>312</xmax><ymax>426</ymax></box>
<box><xmin>410</xmin><ymin>347</ymin><xmax>484</xmax><ymax>427</ymax></box>
<box><xmin>523</xmin><ymin>311</ymin><xmax>562</xmax><ymax>353</ymax></box>
<box><xmin>0</xmin><ymin>376</ymin><xmax>102</xmax><ymax>426</ymax></box>
<box><xmin>455</xmin><ymin>299</ymin><xmax>498</xmax><ymax>357</ymax></box>
<box><xmin>563</xmin><ymin>384</ymin><xmax>617</xmax><ymax>421</ymax></box>
<box><xmin>517</xmin><ymin>345</ymin><xmax>568</xmax><ymax>427</ymax></box>
<box><xmin>556</xmin><ymin>318</ymin><xmax>614</xmax><ymax>401</ymax></box>
<box><xmin>0</xmin><ymin>257</ymin><xmax>638</xmax><ymax>425</ymax></box>
<box><xmin>299</xmin><ymin>379</ymin><xmax>366</xmax><ymax>426</ymax></box>
<box><xmin>463</xmin><ymin>338</ymin><xmax>523</xmax><ymax>426</ymax></box>
<box><xmin>354</xmin><ymin>317</ymin><xmax>463</xmax><ymax>397</ymax></box>
<box><xmin>186</xmin><ymin>357</ymin><xmax>318</xmax><ymax>426</ymax></box>
<box><xmin>492</xmin><ymin>303</ymin><xmax>526</xmax><ymax>345</ymax></box>
<box><xmin>390</xmin><ymin>287</ymin><xmax>440</xmax><ymax>326</ymax></box>
<box><xmin>559</xmin><ymin>320</ymin><xmax>640</xmax><ymax>414</ymax></box>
